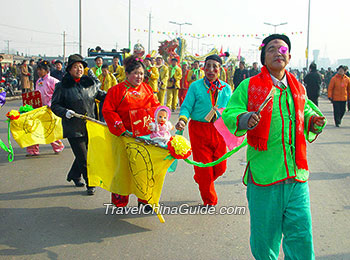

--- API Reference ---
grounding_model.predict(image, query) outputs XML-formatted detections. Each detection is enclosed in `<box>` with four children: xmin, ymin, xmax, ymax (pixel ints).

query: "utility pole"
<box><xmin>4</xmin><ymin>40</ymin><xmax>11</xmax><ymax>54</ymax></box>
<box><xmin>148</xmin><ymin>12</ymin><xmax>152</xmax><ymax>54</ymax></box>
<box><xmin>128</xmin><ymin>0</ymin><xmax>131</xmax><ymax>49</ymax></box>
<box><xmin>306</xmin><ymin>0</ymin><xmax>311</xmax><ymax>68</ymax></box>
<box><xmin>62</xmin><ymin>31</ymin><xmax>66</xmax><ymax>62</ymax></box>
<box><xmin>169</xmin><ymin>21</ymin><xmax>192</xmax><ymax>35</ymax></box>
<box><xmin>264</xmin><ymin>22</ymin><xmax>288</xmax><ymax>34</ymax></box>
<box><xmin>191</xmin><ymin>36</ymin><xmax>206</xmax><ymax>54</ymax></box>
<box><xmin>79</xmin><ymin>0</ymin><xmax>82</xmax><ymax>55</ymax></box>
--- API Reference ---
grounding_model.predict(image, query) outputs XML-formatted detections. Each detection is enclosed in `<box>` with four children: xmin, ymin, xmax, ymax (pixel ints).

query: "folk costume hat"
<box><xmin>66</xmin><ymin>54</ymin><xmax>88</xmax><ymax>72</ymax></box>
<box><xmin>37</xmin><ymin>60</ymin><xmax>50</xmax><ymax>71</ymax></box>
<box><xmin>205</xmin><ymin>54</ymin><xmax>222</xmax><ymax>65</ymax></box>
<box><xmin>260</xmin><ymin>34</ymin><xmax>291</xmax><ymax>65</ymax></box>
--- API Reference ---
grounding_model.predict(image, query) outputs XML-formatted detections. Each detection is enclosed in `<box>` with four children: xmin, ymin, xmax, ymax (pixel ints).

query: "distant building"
<box><xmin>337</xmin><ymin>58</ymin><xmax>350</xmax><ymax>68</ymax></box>
<box><xmin>312</xmin><ymin>50</ymin><xmax>320</xmax><ymax>64</ymax></box>
<box><xmin>318</xmin><ymin>57</ymin><xmax>332</xmax><ymax>69</ymax></box>
<box><xmin>0</xmin><ymin>54</ymin><xmax>14</xmax><ymax>64</ymax></box>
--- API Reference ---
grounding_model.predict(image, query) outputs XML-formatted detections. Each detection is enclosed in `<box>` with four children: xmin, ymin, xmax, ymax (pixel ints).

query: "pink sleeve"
<box><xmin>47</xmin><ymin>78</ymin><xmax>59</xmax><ymax>106</ymax></box>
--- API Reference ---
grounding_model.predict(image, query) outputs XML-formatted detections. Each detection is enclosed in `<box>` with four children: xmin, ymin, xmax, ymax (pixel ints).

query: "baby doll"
<box><xmin>149</xmin><ymin>106</ymin><xmax>174</xmax><ymax>146</ymax></box>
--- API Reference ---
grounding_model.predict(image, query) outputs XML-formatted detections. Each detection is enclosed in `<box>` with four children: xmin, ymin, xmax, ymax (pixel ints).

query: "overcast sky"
<box><xmin>0</xmin><ymin>0</ymin><xmax>348</xmax><ymax>68</ymax></box>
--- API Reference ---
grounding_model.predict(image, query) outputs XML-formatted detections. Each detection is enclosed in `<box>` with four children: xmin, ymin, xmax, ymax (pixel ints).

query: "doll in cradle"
<box><xmin>149</xmin><ymin>106</ymin><xmax>174</xmax><ymax>146</ymax></box>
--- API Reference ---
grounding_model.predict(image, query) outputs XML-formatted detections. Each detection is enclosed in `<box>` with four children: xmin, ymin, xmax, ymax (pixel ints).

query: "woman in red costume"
<box><xmin>102</xmin><ymin>55</ymin><xmax>160</xmax><ymax>209</ymax></box>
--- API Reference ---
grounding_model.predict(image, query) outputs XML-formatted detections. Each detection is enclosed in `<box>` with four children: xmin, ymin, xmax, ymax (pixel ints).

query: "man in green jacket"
<box><xmin>222</xmin><ymin>34</ymin><xmax>326</xmax><ymax>260</ymax></box>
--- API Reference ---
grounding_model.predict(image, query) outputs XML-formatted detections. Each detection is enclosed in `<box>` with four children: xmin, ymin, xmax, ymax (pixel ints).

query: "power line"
<box><xmin>0</xmin><ymin>23</ymin><xmax>62</xmax><ymax>36</ymax></box>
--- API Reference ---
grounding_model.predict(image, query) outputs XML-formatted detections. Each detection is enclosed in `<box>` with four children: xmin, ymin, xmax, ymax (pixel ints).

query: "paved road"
<box><xmin>0</xmin><ymin>97</ymin><xmax>349</xmax><ymax>260</ymax></box>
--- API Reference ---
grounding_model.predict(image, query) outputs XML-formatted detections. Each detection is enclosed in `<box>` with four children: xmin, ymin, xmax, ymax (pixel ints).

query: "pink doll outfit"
<box><xmin>149</xmin><ymin>106</ymin><xmax>173</xmax><ymax>146</ymax></box>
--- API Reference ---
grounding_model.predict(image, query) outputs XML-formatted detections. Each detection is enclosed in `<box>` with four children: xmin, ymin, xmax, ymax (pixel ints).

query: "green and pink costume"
<box><xmin>222</xmin><ymin>66</ymin><xmax>325</xmax><ymax>259</ymax></box>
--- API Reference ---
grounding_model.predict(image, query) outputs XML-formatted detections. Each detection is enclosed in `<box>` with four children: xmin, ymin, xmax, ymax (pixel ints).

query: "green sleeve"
<box><xmin>222</xmin><ymin>78</ymin><xmax>250</xmax><ymax>137</ymax></box>
<box><xmin>304</xmin><ymin>98</ymin><xmax>326</xmax><ymax>142</ymax></box>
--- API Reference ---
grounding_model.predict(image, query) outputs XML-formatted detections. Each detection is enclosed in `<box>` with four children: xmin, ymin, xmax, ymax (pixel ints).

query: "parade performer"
<box><xmin>149</xmin><ymin>106</ymin><xmax>174</xmax><ymax>146</ymax></box>
<box><xmin>219</xmin><ymin>65</ymin><xmax>227</xmax><ymax>82</ymax></box>
<box><xmin>108</xmin><ymin>55</ymin><xmax>125</xmax><ymax>83</ymax></box>
<box><xmin>179</xmin><ymin>61</ymin><xmax>189</xmax><ymax>106</ymax></box>
<box><xmin>166</xmin><ymin>58</ymin><xmax>182</xmax><ymax>112</ymax></box>
<box><xmin>175</xmin><ymin>54</ymin><xmax>232</xmax><ymax>206</ymax></box>
<box><xmin>226</xmin><ymin>63</ymin><xmax>235</xmax><ymax>91</ymax></box>
<box><xmin>51</xmin><ymin>54</ymin><xmax>106</xmax><ymax>195</ymax></box>
<box><xmin>187</xmin><ymin>60</ymin><xmax>204</xmax><ymax>87</ymax></box>
<box><xmin>90</xmin><ymin>56</ymin><xmax>104</xmax><ymax>77</ymax></box>
<box><xmin>222</xmin><ymin>34</ymin><xmax>326</xmax><ymax>260</ymax></box>
<box><xmin>144</xmin><ymin>56</ymin><xmax>160</xmax><ymax>94</ymax></box>
<box><xmin>155</xmin><ymin>56</ymin><xmax>169</xmax><ymax>105</ymax></box>
<box><xmin>102</xmin><ymin>55</ymin><xmax>160</xmax><ymax>208</ymax></box>
<box><xmin>327</xmin><ymin>65</ymin><xmax>350</xmax><ymax>127</ymax></box>
<box><xmin>98</xmin><ymin>64</ymin><xmax>117</xmax><ymax>91</ymax></box>
<box><xmin>26</xmin><ymin>60</ymin><xmax>65</xmax><ymax>156</ymax></box>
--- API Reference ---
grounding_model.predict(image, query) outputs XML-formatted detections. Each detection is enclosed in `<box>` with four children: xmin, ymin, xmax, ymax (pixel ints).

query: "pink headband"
<box><xmin>135</xmin><ymin>58</ymin><xmax>143</xmax><ymax>62</ymax></box>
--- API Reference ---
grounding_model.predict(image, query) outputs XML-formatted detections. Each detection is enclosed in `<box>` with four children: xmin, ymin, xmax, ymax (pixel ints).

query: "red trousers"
<box><xmin>111</xmin><ymin>193</ymin><xmax>148</xmax><ymax>207</ymax></box>
<box><xmin>188</xmin><ymin>120</ymin><xmax>227</xmax><ymax>205</ymax></box>
<box><xmin>178</xmin><ymin>89</ymin><xmax>188</xmax><ymax>107</ymax></box>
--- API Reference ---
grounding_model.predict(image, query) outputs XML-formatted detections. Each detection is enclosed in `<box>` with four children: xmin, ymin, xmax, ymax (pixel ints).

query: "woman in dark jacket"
<box><xmin>51</xmin><ymin>54</ymin><xmax>106</xmax><ymax>195</ymax></box>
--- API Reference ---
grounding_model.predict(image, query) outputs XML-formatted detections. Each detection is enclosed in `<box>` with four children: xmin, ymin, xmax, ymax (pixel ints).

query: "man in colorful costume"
<box><xmin>179</xmin><ymin>61</ymin><xmax>190</xmax><ymax>106</ymax></box>
<box><xmin>98</xmin><ymin>64</ymin><xmax>117</xmax><ymax>91</ymax></box>
<box><xmin>226</xmin><ymin>63</ymin><xmax>235</xmax><ymax>91</ymax></box>
<box><xmin>108</xmin><ymin>55</ymin><xmax>126</xmax><ymax>83</ymax></box>
<box><xmin>144</xmin><ymin>56</ymin><xmax>160</xmax><ymax>94</ymax></box>
<box><xmin>90</xmin><ymin>56</ymin><xmax>104</xmax><ymax>77</ymax></box>
<box><xmin>166</xmin><ymin>58</ymin><xmax>182</xmax><ymax>111</ymax></box>
<box><xmin>222</xmin><ymin>34</ymin><xmax>326</xmax><ymax>260</ymax></box>
<box><xmin>175</xmin><ymin>54</ymin><xmax>232</xmax><ymax>206</ymax></box>
<box><xmin>156</xmin><ymin>56</ymin><xmax>169</xmax><ymax>105</ymax></box>
<box><xmin>187</xmin><ymin>60</ymin><xmax>204</xmax><ymax>87</ymax></box>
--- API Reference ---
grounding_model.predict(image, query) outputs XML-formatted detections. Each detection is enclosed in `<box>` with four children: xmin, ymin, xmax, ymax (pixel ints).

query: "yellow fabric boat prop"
<box><xmin>86</xmin><ymin>120</ymin><xmax>175</xmax><ymax>223</ymax></box>
<box><xmin>10</xmin><ymin>106</ymin><xmax>63</xmax><ymax>148</ymax></box>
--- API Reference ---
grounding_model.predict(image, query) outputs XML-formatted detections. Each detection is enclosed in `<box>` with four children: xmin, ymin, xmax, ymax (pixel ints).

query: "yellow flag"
<box><xmin>10</xmin><ymin>106</ymin><xmax>63</xmax><ymax>148</ymax></box>
<box><xmin>86</xmin><ymin>121</ymin><xmax>175</xmax><ymax>222</ymax></box>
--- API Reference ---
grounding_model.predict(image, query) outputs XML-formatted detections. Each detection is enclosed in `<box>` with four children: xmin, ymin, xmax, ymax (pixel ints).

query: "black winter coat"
<box><xmin>51</xmin><ymin>69</ymin><xmax>65</xmax><ymax>81</ymax></box>
<box><xmin>51</xmin><ymin>73</ymin><xmax>105</xmax><ymax>138</ymax></box>
<box><xmin>233</xmin><ymin>68</ymin><xmax>249</xmax><ymax>89</ymax></box>
<box><xmin>304</xmin><ymin>70</ymin><xmax>322</xmax><ymax>98</ymax></box>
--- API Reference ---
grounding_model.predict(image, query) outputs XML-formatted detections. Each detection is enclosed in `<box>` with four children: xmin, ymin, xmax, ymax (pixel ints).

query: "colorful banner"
<box><xmin>86</xmin><ymin>121</ymin><xmax>175</xmax><ymax>222</ymax></box>
<box><xmin>134</xmin><ymin>28</ymin><xmax>303</xmax><ymax>38</ymax></box>
<box><xmin>22</xmin><ymin>91</ymin><xmax>42</xmax><ymax>109</ymax></box>
<box><xmin>10</xmin><ymin>106</ymin><xmax>63</xmax><ymax>148</ymax></box>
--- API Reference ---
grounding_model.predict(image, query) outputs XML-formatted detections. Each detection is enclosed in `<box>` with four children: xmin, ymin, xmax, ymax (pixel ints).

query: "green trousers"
<box><xmin>247</xmin><ymin>181</ymin><xmax>314</xmax><ymax>260</ymax></box>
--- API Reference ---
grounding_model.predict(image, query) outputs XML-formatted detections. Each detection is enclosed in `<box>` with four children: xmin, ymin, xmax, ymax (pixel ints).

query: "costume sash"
<box><xmin>247</xmin><ymin>66</ymin><xmax>308</xmax><ymax>170</ymax></box>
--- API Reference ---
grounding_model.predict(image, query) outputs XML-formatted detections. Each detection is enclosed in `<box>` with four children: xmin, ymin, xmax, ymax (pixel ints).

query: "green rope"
<box><xmin>0</xmin><ymin>120</ymin><xmax>14</xmax><ymax>162</ymax></box>
<box><xmin>184</xmin><ymin>138</ymin><xmax>247</xmax><ymax>167</ymax></box>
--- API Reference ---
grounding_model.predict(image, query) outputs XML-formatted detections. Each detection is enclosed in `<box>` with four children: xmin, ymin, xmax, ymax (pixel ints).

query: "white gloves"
<box><xmin>65</xmin><ymin>110</ymin><xmax>75</xmax><ymax>119</ymax></box>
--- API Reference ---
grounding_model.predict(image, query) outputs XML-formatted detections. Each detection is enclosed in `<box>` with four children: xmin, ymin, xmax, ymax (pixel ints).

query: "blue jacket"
<box><xmin>179</xmin><ymin>78</ymin><xmax>232</xmax><ymax>122</ymax></box>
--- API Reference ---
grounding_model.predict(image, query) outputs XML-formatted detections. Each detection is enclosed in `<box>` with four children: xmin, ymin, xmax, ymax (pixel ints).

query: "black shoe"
<box><xmin>67</xmin><ymin>177</ymin><xmax>85</xmax><ymax>187</ymax></box>
<box><xmin>138</xmin><ymin>202</ymin><xmax>153</xmax><ymax>213</ymax></box>
<box><xmin>87</xmin><ymin>186</ymin><xmax>96</xmax><ymax>195</ymax></box>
